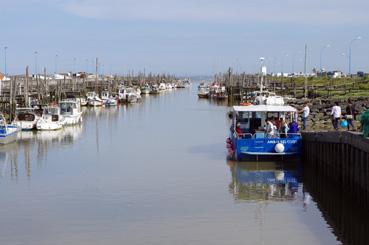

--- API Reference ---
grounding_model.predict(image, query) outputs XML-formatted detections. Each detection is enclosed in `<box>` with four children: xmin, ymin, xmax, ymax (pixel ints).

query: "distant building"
<box><xmin>332</xmin><ymin>71</ymin><xmax>344</xmax><ymax>78</ymax></box>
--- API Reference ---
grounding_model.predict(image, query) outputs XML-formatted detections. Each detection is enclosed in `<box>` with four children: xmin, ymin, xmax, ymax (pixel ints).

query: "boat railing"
<box><xmin>236</xmin><ymin>132</ymin><xmax>301</xmax><ymax>139</ymax></box>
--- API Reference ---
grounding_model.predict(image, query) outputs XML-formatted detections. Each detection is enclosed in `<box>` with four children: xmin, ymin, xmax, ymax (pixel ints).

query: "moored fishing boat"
<box><xmin>79</xmin><ymin>97</ymin><xmax>88</xmax><ymax>106</ymax></box>
<box><xmin>101</xmin><ymin>91</ymin><xmax>110</xmax><ymax>104</ymax></box>
<box><xmin>166</xmin><ymin>83</ymin><xmax>173</xmax><ymax>90</ymax></box>
<box><xmin>149</xmin><ymin>84</ymin><xmax>160</xmax><ymax>94</ymax></box>
<box><xmin>119</xmin><ymin>87</ymin><xmax>139</xmax><ymax>103</ymax></box>
<box><xmin>106</xmin><ymin>97</ymin><xmax>118</xmax><ymax>106</ymax></box>
<box><xmin>183</xmin><ymin>79</ymin><xmax>191</xmax><ymax>88</ymax></box>
<box><xmin>36</xmin><ymin>107</ymin><xmax>65</xmax><ymax>131</ymax></box>
<box><xmin>141</xmin><ymin>84</ymin><xmax>151</xmax><ymax>94</ymax></box>
<box><xmin>0</xmin><ymin>114</ymin><xmax>20</xmax><ymax>145</ymax></box>
<box><xmin>13</xmin><ymin>108</ymin><xmax>40</xmax><ymax>130</ymax></box>
<box><xmin>159</xmin><ymin>83</ymin><xmax>166</xmax><ymax>91</ymax></box>
<box><xmin>59</xmin><ymin>99</ymin><xmax>83</xmax><ymax>125</ymax></box>
<box><xmin>197</xmin><ymin>83</ymin><xmax>210</xmax><ymax>98</ymax></box>
<box><xmin>86</xmin><ymin>92</ymin><xmax>104</xmax><ymax>107</ymax></box>
<box><xmin>227</xmin><ymin>105</ymin><xmax>302</xmax><ymax>161</ymax></box>
<box><xmin>252</xmin><ymin>91</ymin><xmax>285</xmax><ymax>105</ymax></box>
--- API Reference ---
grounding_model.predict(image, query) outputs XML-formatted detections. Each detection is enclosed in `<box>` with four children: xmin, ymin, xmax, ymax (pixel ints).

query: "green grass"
<box><xmin>271</xmin><ymin>76</ymin><xmax>369</xmax><ymax>99</ymax></box>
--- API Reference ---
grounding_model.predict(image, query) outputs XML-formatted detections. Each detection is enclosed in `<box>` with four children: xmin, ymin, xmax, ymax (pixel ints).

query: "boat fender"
<box><xmin>275</xmin><ymin>143</ymin><xmax>285</xmax><ymax>153</ymax></box>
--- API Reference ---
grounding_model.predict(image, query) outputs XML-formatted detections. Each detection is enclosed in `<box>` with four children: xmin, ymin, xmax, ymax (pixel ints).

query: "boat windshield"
<box><xmin>45</xmin><ymin>107</ymin><xmax>60</xmax><ymax>115</ymax></box>
<box><xmin>60</xmin><ymin>102</ymin><xmax>76</xmax><ymax>113</ymax></box>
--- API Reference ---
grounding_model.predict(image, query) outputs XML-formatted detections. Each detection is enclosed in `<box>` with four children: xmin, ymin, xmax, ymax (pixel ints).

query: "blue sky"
<box><xmin>1</xmin><ymin>0</ymin><xmax>369</xmax><ymax>75</ymax></box>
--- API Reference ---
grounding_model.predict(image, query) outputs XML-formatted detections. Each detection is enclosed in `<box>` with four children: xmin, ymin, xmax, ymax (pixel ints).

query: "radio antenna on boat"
<box><xmin>259</xmin><ymin>57</ymin><xmax>265</xmax><ymax>93</ymax></box>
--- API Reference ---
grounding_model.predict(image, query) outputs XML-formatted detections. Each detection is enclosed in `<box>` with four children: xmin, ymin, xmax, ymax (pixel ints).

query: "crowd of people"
<box><xmin>297</xmin><ymin>99</ymin><xmax>356</xmax><ymax>131</ymax></box>
<box><xmin>263</xmin><ymin>117</ymin><xmax>299</xmax><ymax>138</ymax></box>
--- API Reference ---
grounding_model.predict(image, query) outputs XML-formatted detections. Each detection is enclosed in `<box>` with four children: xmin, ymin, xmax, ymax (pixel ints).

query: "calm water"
<box><xmin>0</xmin><ymin>85</ymin><xmax>343</xmax><ymax>245</ymax></box>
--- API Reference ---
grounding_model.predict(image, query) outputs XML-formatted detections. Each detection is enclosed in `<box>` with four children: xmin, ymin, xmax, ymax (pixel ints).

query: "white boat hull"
<box><xmin>105</xmin><ymin>99</ymin><xmax>118</xmax><ymax>106</ymax></box>
<box><xmin>141</xmin><ymin>88</ymin><xmax>151</xmax><ymax>94</ymax></box>
<box><xmin>88</xmin><ymin>100</ymin><xmax>104</xmax><ymax>107</ymax></box>
<box><xmin>36</xmin><ymin>120</ymin><xmax>63</xmax><ymax>131</ymax></box>
<box><xmin>63</xmin><ymin>113</ymin><xmax>83</xmax><ymax>126</ymax></box>
<box><xmin>0</xmin><ymin>126</ymin><xmax>19</xmax><ymax>145</ymax></box>
<box><xmin>14</xmin><ymin>120</ymin><xmax>37</xmax><ymax>130</ymax></box>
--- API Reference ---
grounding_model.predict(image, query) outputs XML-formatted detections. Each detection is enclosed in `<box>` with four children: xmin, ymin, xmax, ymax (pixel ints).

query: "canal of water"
<box><xmin>0</xmin><ymin>84</ymin><xmax>363</xmax><ymax>245</ymax></box>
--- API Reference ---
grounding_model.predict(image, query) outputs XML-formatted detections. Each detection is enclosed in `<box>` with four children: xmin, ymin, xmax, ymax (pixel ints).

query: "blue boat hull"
<box><xmin>231</xmin><ymin>136</ymin><xmax>302</xmax><ymax>161</ymax></box>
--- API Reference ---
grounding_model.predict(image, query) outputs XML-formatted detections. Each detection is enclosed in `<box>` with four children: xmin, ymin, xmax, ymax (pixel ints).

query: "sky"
<box><xmin>1</xmin><ymin>0</ymin><xmax>369</xmax><ymax>76</ymax></box>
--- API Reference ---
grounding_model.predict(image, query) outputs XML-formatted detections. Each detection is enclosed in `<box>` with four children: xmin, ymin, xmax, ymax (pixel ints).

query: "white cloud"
<box><xmin>59</xmin><ymin>0</ymin><xmax>369</xmax><ymax>25</ymax></box>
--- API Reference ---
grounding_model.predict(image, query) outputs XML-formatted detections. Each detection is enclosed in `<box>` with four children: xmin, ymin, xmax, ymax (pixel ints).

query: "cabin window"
<box><xmin>267</xmin><ymin>112</ymin><xmax>279</xmax><ymax>119</ymax></box>
<box><xmin>17</xmin><ymin>113</ymin><xmax>35</xmax><ymax>121</ymax></box>
<box><xmin>52</xmin><ymin>115</ymin><xmax>59</xmax><ymax>122</ymax></box>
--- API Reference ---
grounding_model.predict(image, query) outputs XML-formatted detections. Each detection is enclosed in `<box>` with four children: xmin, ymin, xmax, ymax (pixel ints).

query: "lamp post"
<box><xmin>34</xmin><ymin>51</ymin><xmax>38</xmax><ymax>75</ymax></box>
<box><xmin>4</xmin><ymin>46</ymin><xmax>8</xmax><ymax>76</ymax></box>
<box><xmin>73</xmin><ymin>57</ymin><xmax>76</xmax><ymax>74</ymax></box>
<box><xmin>349</xmin><ymin>36</ymin><xmax>362</xmax><ymax>75</ymax></box>
<box><xmin>55</xmin><ymin>54</ymin><xmax>58</xmax><ymax>74</ymax></box>
<box><xmin>85</xmin><ymin>59</ymin><xmax>88</xmax><ymax>73</ymax></box>
<box><xmin>281</xmin><ymin>53</ymin><xmax>289</xmax><ymax>76</ymax></box>
<box><xmin>319</xmin><ymin>44</ymin><xmax>330</xmax><ymax>72</ymax></box>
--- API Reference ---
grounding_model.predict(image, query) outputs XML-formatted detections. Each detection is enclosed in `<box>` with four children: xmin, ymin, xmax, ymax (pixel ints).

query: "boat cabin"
<box><xmin>43</xmin><ymin>107</ymin><xmax>61</xmax><ymax>122</ymax></box>
<box><xmin>60</xmin><ymin>100</ymin><xmax>80</xmax><ymax>115</ymax></box>
<box><xmin>231</xmin><ymin>105</ymin><xmax>298</xmax><ymax>138</ymax></box>
<box><xmin>15</xmin><ymin>108</ymin><xmax>37</xmax><ymax>122</ymax></box>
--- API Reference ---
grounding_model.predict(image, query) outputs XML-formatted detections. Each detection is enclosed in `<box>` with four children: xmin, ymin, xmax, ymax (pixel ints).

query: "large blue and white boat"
<box><xmin>227</xmin><ymin>105</ymin><xmax>302</xmax><ymax>161</ymax></box>
<box><xmin>0</xmin><ymin>114</ymin><xmax>20</xmax><ymax>145</ymax></box>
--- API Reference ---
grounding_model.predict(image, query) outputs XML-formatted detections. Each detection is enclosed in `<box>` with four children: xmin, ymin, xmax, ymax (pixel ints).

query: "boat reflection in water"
<box><xmin>228</xmin><ymin>161</ymin><xmax>301</xmax><ymax>201</ymax></box>
<box><xmin>304</xmin><ymin>158</ymin><xmax>369</xmax><ymax>245</ymax></box>
<box><xmin>0</xmin><ymin>124</ymin><xmax>84</xmax><ymax>178</ymax></box>
<box><xmin>17</xmin><ymin>124</ymin><xmax>83</xmax><ymax>145</ymax></box>
<box><xmin>0</xmin><ymin>143</ymin><xmax>20</xmax><ymax>178</ymax></box>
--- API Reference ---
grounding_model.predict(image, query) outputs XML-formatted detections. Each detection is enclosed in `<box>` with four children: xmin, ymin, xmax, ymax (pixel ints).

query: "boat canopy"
<box><xmin>233</xmin><ymin>105</ymin><xmax>297</xmax><ymax>113</ymax></box>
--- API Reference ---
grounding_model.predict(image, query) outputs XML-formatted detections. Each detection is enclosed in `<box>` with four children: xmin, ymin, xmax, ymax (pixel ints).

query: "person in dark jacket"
<box><xmin>288</xmin><ymin>120</ymin><xmax>299</xmax><ymax>134</ymax></box>
<box><xmin>345</xmin><ymin>99</ymin><xmax>356</xmax><ymax>131</ymax></box>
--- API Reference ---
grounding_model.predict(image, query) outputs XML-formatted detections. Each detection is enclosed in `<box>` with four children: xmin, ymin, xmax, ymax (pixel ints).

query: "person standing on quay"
<box><xmin>299</xmin><ymin>102</ymin><xmax>310</xmax><ymax>130</ymax></box>
<box><xmin>346</xmin><ymin>99</ymin><xmax>356</xmax><ymax>131</ymax></box>
<box><xmin>331</xmin><ymin>102</ymin><xmax>342</xmax><ymax>130</ymax></box>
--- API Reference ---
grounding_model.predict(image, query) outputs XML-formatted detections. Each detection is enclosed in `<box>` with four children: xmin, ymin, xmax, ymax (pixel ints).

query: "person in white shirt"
<box><xmin>299</xmin><ymin>102</ymin><xmax>310</xmax><ymax>130</ymax></box>
<box><xmin>331</xmin><ymin>102</ymin><xmax>341</xmax><ymax>130</ymax></box>
<box><xmin>265</xmin><ymin>118</ymin><xmax>275</xmax><ymax>138</ymax></box>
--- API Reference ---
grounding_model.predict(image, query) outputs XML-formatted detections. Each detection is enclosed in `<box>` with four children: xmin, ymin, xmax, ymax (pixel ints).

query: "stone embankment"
<box><xmin>288</xmin><ymin>97</ymin><xmax>369</xmax><ymax>131</ymax></box>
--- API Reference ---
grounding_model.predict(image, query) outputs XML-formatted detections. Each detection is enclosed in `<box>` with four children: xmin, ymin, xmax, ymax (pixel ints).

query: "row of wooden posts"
<box><xmin>217</xmin><ymin>68</ymin><xmax>368</xmax><ymax>102</ymax></box>
<box><xmin>0</xmin><ymin>66</ymin><xmax>178</xmax><ymax>121</ymax></box>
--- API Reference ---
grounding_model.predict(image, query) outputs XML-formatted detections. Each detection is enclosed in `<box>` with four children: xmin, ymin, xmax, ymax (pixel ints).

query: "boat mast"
<box><xmin>259</xmin><ymin>57</ymin><xmax>265</xmax><ymax>92</ymax></box>
<box><xmin>95</xmin><ymin>57</ymin><xmax>98</xmax><ymax>94</ymax></box>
